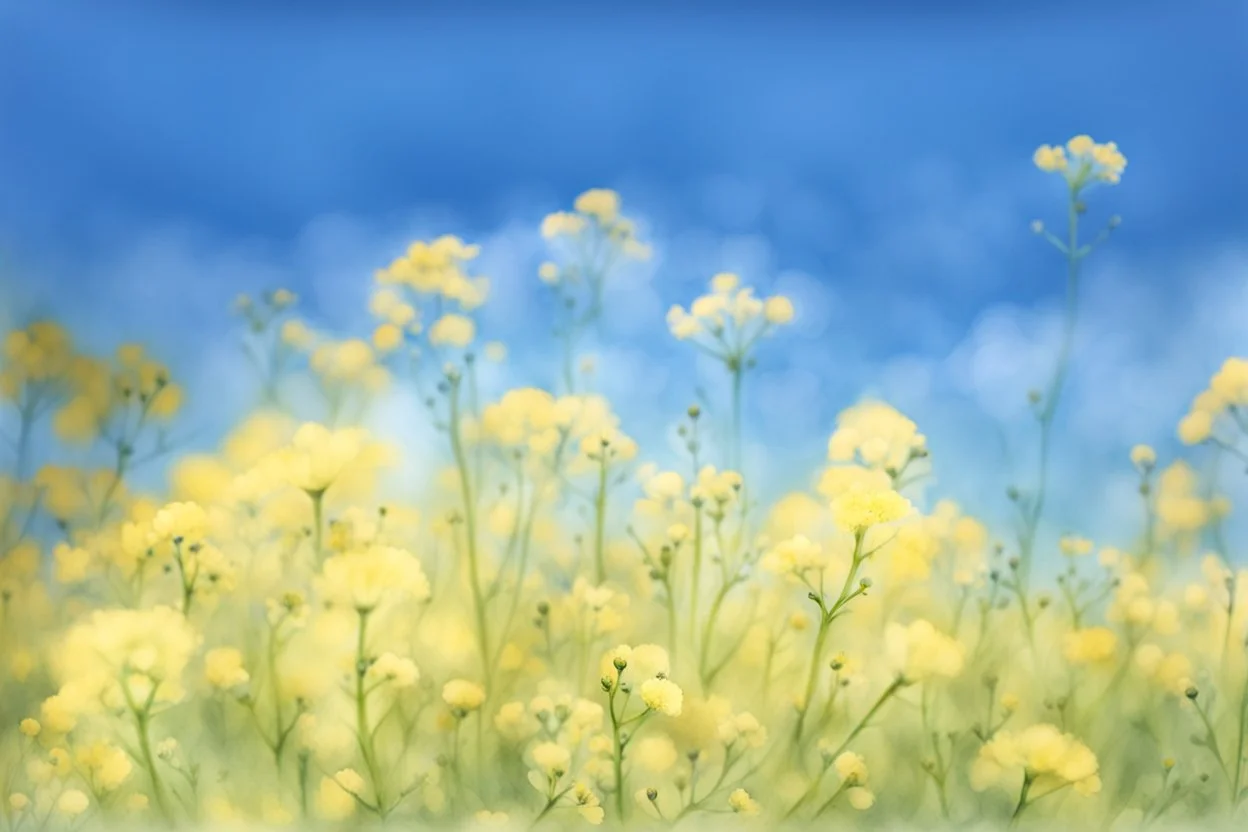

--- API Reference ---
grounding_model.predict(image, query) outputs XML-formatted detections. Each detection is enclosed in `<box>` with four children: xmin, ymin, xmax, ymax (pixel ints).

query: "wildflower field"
<box><xmin>2</xmin><ymin>135</ymin><xmax>1246</xmax><ymax>832</ymax></box>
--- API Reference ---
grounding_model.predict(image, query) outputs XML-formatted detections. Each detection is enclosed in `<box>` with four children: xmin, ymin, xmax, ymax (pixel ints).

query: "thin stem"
<box><xmin>134</xmin><ymin>710</ymin><xmax>172</xmax><ymax>824</ymax></box>
<box><xmin>308</xmin><ymin>489</ymin><xmax>325</xmax><ymax>561</ymax></box>
<box><xmin>1019</xmin><ymin>192</ymin><xmax>1083</xmax><ymax>586</ymax></box>
<box><xmin>1010</xmin><ymin>772</ymin><xmax>1035</xmax><ymax>826</ymax></box>
<box><xmin>793</xmin><ymin>615</ymin><xmax>831</xmax><ymax>744</ymax></box>
<box><xmin>689</xmin><ymin>509</ymin><xmax>704</xmax><ymax>648</ymax></box>
<box><xmin>448</xmin><ymin>375</ymin><xmax>492</xmax><ymax>687</ymax></box>
<box><xmin>730</xmin><ymin>365</ymin><xmax>743</xmax><ymax>472</ymax></box>
<box><xmin>794</xmin><ymin>532</ymin><xmax>866</xmax><ymax>742</ymax></box>
<box><xmin>608</xmin><ymin>682</ymin><xmax>626</xmax><ymax>821</ymax></box>
<box><xmin>354</xmin><ymin>610</ymin><xmax>386</xmax><ymax>812</ymax></box>
<box><xmin>593</xmin><ymin>452</ymin><xmax>609</xmax><ymax>583</ymax></box>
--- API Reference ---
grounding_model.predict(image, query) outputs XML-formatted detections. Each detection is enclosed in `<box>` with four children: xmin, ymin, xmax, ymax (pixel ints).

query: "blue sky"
<box><xmin>2</xmin><ymin>0</ymin><xmax>1247</xmax><ymax>555</ymax></box>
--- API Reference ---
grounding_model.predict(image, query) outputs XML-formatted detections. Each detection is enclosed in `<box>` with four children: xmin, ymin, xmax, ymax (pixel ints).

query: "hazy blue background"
<box><xmin>2</xmin><ymin>0</ymin><xmax>1246</xmax><ymax>558</ymax></box>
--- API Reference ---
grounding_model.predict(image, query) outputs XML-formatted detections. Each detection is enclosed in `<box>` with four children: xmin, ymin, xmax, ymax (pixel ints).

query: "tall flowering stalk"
<box><xmin>538</xmin><ymin>189</ymin><xmax>651</xmax><ymax>394</ymax></box>
<box><xmin>1017</xmin><ymin>135</ymin><xmax>1125</xmax><ymax>585</ymax></box>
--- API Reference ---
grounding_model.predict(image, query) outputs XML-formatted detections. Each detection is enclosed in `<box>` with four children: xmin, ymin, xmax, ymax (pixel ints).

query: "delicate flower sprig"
<box><xmin>667</xmin><ymin>273</ymin><xmax>794</xmax><ymax>471</ymax></box>
<box><xmin>539</xmin><ymin>189</ymin><xmax>651</xmax><ymax>393</ymax></box>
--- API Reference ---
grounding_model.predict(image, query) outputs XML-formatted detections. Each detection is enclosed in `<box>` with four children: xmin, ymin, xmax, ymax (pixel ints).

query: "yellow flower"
<box><xmin>639</xmin><ymin>678</ymin><xmax>683</xmax><ymax>716</ymax></box>
<box><xmin>372</xmin><ymin>323</ymin><xmax>404</xmax><ymax>353</ymax></box>
<box><xmin>1033</xmin><ymin>144</ymin><xmax>1068</xmax><ymax>172</ymax></box>
<box><xmin>1177</xmin><ymin>409</ymin><xmax>1213</xmax><ymax>445</ymax></box>
<box><xmin>315</xmin><ymin>775</ymin><xmax>358</xmax><ymax>820</ymax></box>
<box><xmin>51</xmin><ymin>606</ymin><xmax>200</xmax><ymax>727</ymax></box>
<box><xmin>728</xmin><ymin>788</ymin><xmax>761</xmax><ymax>815</ymax></box>
<box><xmin>1058</xmin><ymin>535</ymin><xmax>1094</xmax><ymax>557</ymax></box>
<box><xmin>574</xmin><ymin>188</ymin><xmax>621</xmax><ymax>223</ymax></box>
<box><xmin>443</xmin><ymin>679</ymin><xmax>487</xmax><ymax>713</ymax></box>
<box><xmin>1066</xmin><ymin>135</ymin><xmax>1096</xmax><ymax>157</ymax></box>
<box><xmin>717</xmin><ymin>712</ymin><xmax>767</xmax><ymax>749</ymax></box>
<box><xmin>8</xmin><ymin>794</ymin><xmax>29</xmax><ymax>812</ymax></box>
<box><xmin>367</xmin><ymin>653</ymin><xmax>420</xmax><ymax>688</ymax></box>
<box><xmin>149</xmin><ymin>500</ymin><xmax>211</xmax><ymax>546</ymax></box>
<box><xmin>56</xmin><ymin>790</ymin><xmax>90</xmax><ymax>817</ymax></box>
<box><xmin>428</xmin><ymin>314</ymin><xmax>476</xmax><ymax>348</ymax></box>
<box><xmin>711</xmin><ymin>272</ymin><xmax>740</xmax><ymax>294</ymax></box>
<box><xmin>204</xmin><ymin>647</ymin><xmax>250</xmax><ymax>690</ymax></box>
<box><xmin>18</xmin><ymin>718</ymin><xmax>40</xmax><ymax>738</ymax></box>
<box><xmin>971</xmin><ymin>724</ymin><xmax>1101</xmax><ymax>796</ymax></box>
<box><xmin>570</xmin><ymin>782</ymin><xmax>605</xmax><ymax>825</ymax></box>
<box><xmin>760</xmin><ymin>535</ymin><xmax>826</xmax><ymax>578</ymax></box>
<box><xmin>1038</xmin><ymin>135</ymin><xmax>1126</xmax><ymax>185</ymax></box>
<box><xmin>75</xmin><ymin>742</ymin><xmax>133</xmax><ymax>791</ymax></box>
<box><xmin>1063</xmin><ymin>627</ymin><xmax>1118</xmax><ymax>665</ymax></box>
<box><xmin>633</xmin><ymin>735</ymin><xmax>679</xmax><ymax>772</ymax></box>
<box><xmin>537</xmin><ymin>261</ymin><xmax>560</xmax><ymax>285</ymax></box>
<box><xmin>600</xmin><ymin>644</ymin><xmax>670</xmax><ymax>680</ymax></box>
<box><xmin>541</xmin><ymin>212</ymin><xmax>588</xmax><ymax>240</ymax></box>
<box><xmin>834</xmin><ymin>751</ymin><xmax>869</xmax><ymax>784</ymax></box>
<box><xmin>530</xmin><ymin>741</ymin><xmax>571</xmax><ymax>777</ymax></box>
<box><xmin>884</xmin><ymin>619</ymin><xmax>964</xmax><ymax>681</ymax></box>
<box><xmin>53</xmin><ymin>542</ymin><xmax>91</xmax><ymax>584</ymax></box>
<box><xmin>827</xmin><ymin>401</ymin><xmax>926</xmax><ymax>471</ymax></box>
<box><xmin>318</xmin><ymin>544</ymin><xmax>431</xmax><ymax>613</ymax></box>
<box><xmin>764</xmin><ymin>295</ymin><xmax>795</xmax><ymax>324</ymax></box>
<box><xmin>831</xmin><ymin>486</ymin><xmax>912</xmax><ymax>533</ymax></box>
<box><xmin>483</xmin><ymin>341</ymin><xmax>507</xmax><ymax>362</ymax></box>
<box><xmin>1130</xmin><ymin>444</ymin><xmax>1157</xmax><ymax>471</ymax></box>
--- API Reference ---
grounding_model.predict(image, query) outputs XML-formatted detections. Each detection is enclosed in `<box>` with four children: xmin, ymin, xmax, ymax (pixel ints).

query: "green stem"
<box><xmin>823</xmin><ymin>677</ymin><xmax>904</xmax><ymax>763</ymax></box>
<box><xmin>666</xmin><ymin>584</ymin><xmax>678</xmax><ymax>668</ymax></box>
<box><xmin>135</xmin><ymin>710</ymin><xmax>173</xmax><ymax>824</ymax></box>
<box><xmin>730</xmin><ymin>365</ymin><xmax>743</xmax><ymax>472</ymax></box>
<box><xmin>1234</xmin><ymin>672</ymin><xmax>1248</xmax><ymax>805</ymax></box>
<box><xmin>448</xmin><ymin>375</ymin><xmax>492</xmax><ymax>687</ymax></box>
<box><xmin>609</xmin><ymin>684</ymin><xmax>625</xmax><ymax>821</ymax></box>
<box><xmin>793</xmin><ymin>615</ymin><xmax>831</xmax><ymax>743</ymax></box>
<box><xmin>1020</xmin><ymin>194</ymin><xmax>1081</xmax><ymax>586</ymax></box>
<box><xmin>594</xmin><ymin>453</ymin><xmax>609</xmax><ymax>584</ymax></box>
<box><xmin>794</xmin><ymin>533</ymin><xmax>866</xmax><ymax>742</ymax></box>
<box><xmin>1010</xmin><ymin>772</ymin><xmax>1035</xmax><ymax>826</ymax></box>
<box><xmin>355</xmin><ymin>610</ymin><xmax>386</xmax><ymax>812</ymax></box>
<box><xmin>690</xmin><ymin>510</ymin><xmax>703</xmax><ymax>647</ymax></box>
<box><xmin>810</xmin><ymin>780</ymin><xmax>850</xmax><ymax>819</ymax></box>
<box><xmin>297</xmin><ymin>752</ymin><xmax>310</xmax><ymax>817</ymax></box>
<box><xmin>308</xmin><ymin>489</ymin><xmax>324</xmax><ymax>561</ymax></box>
<box><xmin>268</xmin><ymin>626</ymin><xmax>286</xmax><ymax>770</ymax></box>
<box><xmin>698</xmin><ymin>582</ymin><xmax>732</xmax><ymax>689</ymax></box>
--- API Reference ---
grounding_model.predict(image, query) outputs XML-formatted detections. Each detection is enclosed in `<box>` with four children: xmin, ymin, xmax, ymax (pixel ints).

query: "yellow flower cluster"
<box><xmin>539</xmin><ymin>188</ymin><xmax>651</xmax><ymax>266</ymax></box>
<box><xmin>1177</xmin><ymin>356</ymin><xmax>1248</xmax><ymax>445</ymax></box>
<box><xmin>666</xmin><ymin>272</ymin><xmax>794</xmax><ymax>343</ymax></box>
<box><xmin>1033</xmin><ymin>134</ymin><xmax>1128</xmax><ymax>186</ymax></box>
<box><xmin>372</xmin><ymin>235</ymin><xmax>488</xmax><ymax>357</ymax></box>
<box><xmin>827</xmin><ymin>400</ymin><xmax>927</xmax><ymax>474</ymax></box>
<box><xmin>971</xmin><ymin>724</ymin><xmax>1102</xmax><ymax>797</ymax></box>
<box><xmin>43</xmin><ymin>607</ymin><xmax>200</xmax><ymax>731</ymax></box>
<box><xmin>51</xmin><ymin>343</ymin><xmax>182</xmax><ymax>443</ymax></box>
